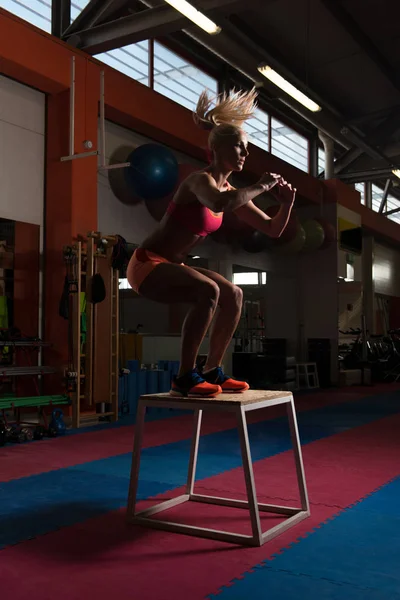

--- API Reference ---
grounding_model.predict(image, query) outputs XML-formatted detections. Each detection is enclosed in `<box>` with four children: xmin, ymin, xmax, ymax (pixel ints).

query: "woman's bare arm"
<box><xmin>188</xmin><ymin>172</ymin><xmax>282</xmax><ymax>213</ymax></box>
<box><xmin>235</xmin><ymin>181</ymin><xmax>296</xmax><ymax>237</ymax></box>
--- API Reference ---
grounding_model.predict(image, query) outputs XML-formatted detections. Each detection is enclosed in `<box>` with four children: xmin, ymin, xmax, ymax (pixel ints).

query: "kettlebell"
<box><xmin>49</xmin><ymin>409</ymin><xmax>66</xmax><ymax>436</ymax></box>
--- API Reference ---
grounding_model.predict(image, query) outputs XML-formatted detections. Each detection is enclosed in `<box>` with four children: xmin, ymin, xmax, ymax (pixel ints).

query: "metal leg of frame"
<box><xmin>286</xmin><ymin>397</ymin><xmax>310</xmax><ymax>512</ymax></box>
<box><xmin>186</xmin><ymin>409</ymin><xmax>202</xmax><ymax>495</ymax></box>
<box><xmin>126</xmin><ymin>400</ymin><xmax>146</xmax><ymax>519</ymax></box>
<box><xmin>236</xmin><ymin>406</ymin><xmax>262</xmax><ymax>545</ymax></box>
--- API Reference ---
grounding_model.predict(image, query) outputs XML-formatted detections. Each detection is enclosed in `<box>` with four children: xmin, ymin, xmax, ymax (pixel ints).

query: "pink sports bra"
<box><xmin>166</xmin><ymin>200</ymin><xmax>223</xmax><ymax>237</ymax></box>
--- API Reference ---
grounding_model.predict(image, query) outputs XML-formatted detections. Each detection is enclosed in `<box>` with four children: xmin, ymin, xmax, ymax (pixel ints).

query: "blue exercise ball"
<box><xmin>125</xmin><ymin>144</ymin><xmax>179</xmax><ymax>201</ymax></box>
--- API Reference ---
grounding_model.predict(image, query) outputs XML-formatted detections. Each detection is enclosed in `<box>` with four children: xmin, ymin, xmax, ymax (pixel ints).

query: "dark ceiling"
<box><xmin>63</xmin><ymin>0</ymin><xmax>400</xmax><ymax>192</ymax></box>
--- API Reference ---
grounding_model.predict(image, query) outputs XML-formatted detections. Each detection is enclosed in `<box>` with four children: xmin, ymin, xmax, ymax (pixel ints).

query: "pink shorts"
<box><xmin>126</xmin><ymin>248</ymin><xmax>171</xmax><ymax>294</ymax></box>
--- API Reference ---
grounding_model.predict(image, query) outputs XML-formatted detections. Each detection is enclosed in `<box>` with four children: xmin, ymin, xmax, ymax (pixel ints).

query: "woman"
<box><xmin>127</xmin><ymin>88</ymin><xmax>296</xmax><ymax>398</ymax></box>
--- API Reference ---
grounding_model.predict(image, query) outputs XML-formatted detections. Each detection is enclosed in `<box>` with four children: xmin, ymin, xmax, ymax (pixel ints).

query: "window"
<box><xmin>271</xmin><ymin>117</ymin><xmax>308</xmax><ymax>172</ymax></box>
<box><xmin>95</xmin><ymin>42</ymin><xmax>150</xmax><ymax>87</ymax></box>
<box><xmin>370</xmin><ymin>185</ymin><xmax>400</xmax><ymax>223</ymax></box>
<box><xmin>318</xmin><ymin>147</ymin><xmax>325</xmax><ymax>175</ymax></box>
<box><xmin>233</xmin><ymin>272</ymin><xmax>267</xmax><ymax>286</ymax></box>
<box><xmin>119</xmin><ymin>278</ymin><xmax>132</xmax><ymax>290</ymax></box>
<box><xmin>355</xmin><ymin>183</ymin><xmax>365</xmax><ymax>205</ymax></box>
<box><xmin>385</xmin><ymin>194</ymin><xmax>400</xmax><ymax>224</ymax></box>
<box><xmin>1</xmin><ymin>0</ymin><xmax>51</xmax><ymax>32</ymax></box>
<box><xmin>70</xmin><ymin>1</ymin><xmax>91</xmax><ymax>23</ymax></box>
<box><xmin>346</xmin><ymin>261</ymin><xmax>355</xmax><ymax>282</ymax></box>
<box><xmin>246</xmin><ymin>108</ymin><xmax>269</xmax><ymax>153</ymax></box>
<box><xmin>372</xmin><ymin>184</ymin><xmax>384</xmax><ymax>212</ymax></box>
<box><xmin>153</xmin><ymin>42</ymin><xmax>218</xmax><ymax>111</ymax></box>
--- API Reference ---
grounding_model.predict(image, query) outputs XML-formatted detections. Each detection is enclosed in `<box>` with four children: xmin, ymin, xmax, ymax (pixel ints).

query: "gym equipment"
<box><xmin>127</xmin><ymin>390</ymin><xmax>309</xmax><ymax>546</ymax></box>
<box><xmin>125</xmin><ymin>144</ymin><xmax>179</xmax><ymax>201</ymax></box>
<box><xmin>145</xmin><ymin>163</ymin><xmax>197</xmax><ymax>222</ymax></box>
<box><xmin>0</xmin><ymin>395</ymin><xmax>70</xmax><ymax>445</ymax></box>
<box><xmin>274</xmin><ymin>224</ymin><xmax>306</xmax><ymax>255</ymax></box>
<box><xmin>302</xmin><ymin>219</ymin><xmax>325</xmax><ymax>251</ymax></box>
<box><xmin>63</xmin><ymin>231</ymin><xmax>120</xmax><ymax>428</ymax></box>
<box><xmin>315</xmin><ymin>217</ymin><xmax>336</xmax><ymax>248</ymax></box>
<box><xmin>107</xmin><ymin>146</ymin><xmax>139</xmax><ymax>205</ymax></box>
<box><xmin>33</xmin><ymin>425</ymin><xmax>45</xmax><ymax>440</ymax></box>
<box><xmin>23</xmin><ymin>427</ymin><xmax>34</xmax><ymax>442</ymax></box>
<box><xmin>241</xmin><ymin>230</ymin><xmax>270</xmax><ymax>253</ymax></box>
<box><xmin>339</xmin><ymin>326</ymin><xmax>400</xmax><ymax>383</ymax></box>
<box><xmin>6</xmin><ymin>424</ymin><xmax>34</xmax><ymax>443</ymax></box>
<box><xmin>49</xmin><ymin>409</ymin><xmax>66</xmax><ymax>436</ymax></box>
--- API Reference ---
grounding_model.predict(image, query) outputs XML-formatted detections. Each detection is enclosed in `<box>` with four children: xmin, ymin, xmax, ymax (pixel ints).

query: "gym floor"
<box><xmin>1</xmin><ymin>384</ymin><xmax>400</xmax><ymax>599</ymax></box>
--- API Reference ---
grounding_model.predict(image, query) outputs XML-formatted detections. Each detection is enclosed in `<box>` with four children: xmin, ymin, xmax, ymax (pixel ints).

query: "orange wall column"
<box><xmin>44</xmin><ymin>57</ymin><xmax>100</xmax><ymax>392</ymax></box>
<box><xmin>14</xmin><ymin>222</ymin><xmax>40</xmax><ymax>397</ymax></box>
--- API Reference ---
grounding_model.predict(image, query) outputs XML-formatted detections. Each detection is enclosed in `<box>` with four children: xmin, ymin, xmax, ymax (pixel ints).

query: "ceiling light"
<box><xmin>258</xmin><ymin>65</ymin><xmax>321</xmax><ymax>113</ymax></box>
<box><xmin>164</xmin><ymin>0</ymin><xmax>221</xmax><ymax>35</ymax></box>
<box><xmin>392</xmin><ymin>169</ymin><xmax>400</xmax><ymax>179</ymax></box>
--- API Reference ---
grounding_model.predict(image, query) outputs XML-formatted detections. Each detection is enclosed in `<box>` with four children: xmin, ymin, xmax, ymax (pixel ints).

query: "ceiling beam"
<box><xmin>52</xmin><ymin>0</ymin><xmax>71</xmax><ymax>38</ymax></box>
<box><xmin>66</xmin><ymin>0</ymin><xmax>241</xmax><ymax>54</ymax></box>
<box><xmin>333</xmin><ymin>147</ymin><xmax>363</xmax><ymax>175</ymax></box>
<box><xmin>347</xmin><ymin>104</ymin><xmax>400</xmax><ymax>125</ymax></box>
<box><xmin>337</xmin><ymin>168</ymin><xmax>397</xmax><ymax>183</ymax></box>
<box><xmin>63</xmin><ymin>0</ymin><xmax>129</xmax><ymax>38</ymax></box>
<box><xmin>379</xmin><ymin>179</ymin><xmax>391</xmax><ymax>213</ymax></box>
<box><xmin>325</xmin><ymin>110</ymin><xmax>400</xmax><ymax>179</ymax></box>
<box><xmin>383</xmin><ymin>206</ymin><xmax>400</xmax><ymax>217</ymax></box>
<box><xmin>320</xmin><ymin>109</ymin><xmax>400</xmax><ymax>179</ymax></box>
<box><xmin>320</xmin><ymin>0</ymin><xmax>400</xmax><ymax>93</ymax></box>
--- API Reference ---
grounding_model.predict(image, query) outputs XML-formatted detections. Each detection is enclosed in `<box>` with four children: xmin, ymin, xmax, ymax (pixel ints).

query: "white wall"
<box><xmin>296</xmin><ymin>203</ymin><xmax>339</xmax><ymax>382</ymax></box>
<box><xmin>0</xmin><ymin>76</ymin><xmax>45</xmax><ymax>225</ymax></box>
<box><xmin>98</xmin><ymin>120</ymin><xmax>204</xmax><ymax>244</ymax></box>
<box><xmin>337</xmin><ymin>204</ymin><xmax>362</xmax><ymax>280</ymax></box>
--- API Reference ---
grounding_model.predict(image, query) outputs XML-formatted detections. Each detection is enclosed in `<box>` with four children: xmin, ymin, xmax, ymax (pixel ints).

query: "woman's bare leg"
<box><xmin>192</xmin><ymin>267</ymin><xmax>243</xmax><ymax>371</ymax></box>
<box><xmin>134</xmin><ymin>263</ymin><xmax>220</xmax><ymax>376</ymax></box>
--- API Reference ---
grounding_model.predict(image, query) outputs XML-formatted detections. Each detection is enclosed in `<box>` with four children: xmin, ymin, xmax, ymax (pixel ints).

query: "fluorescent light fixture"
<box><xmin>192</xmin><ymin>255</ymin><xmax>200</xmax><ymax>259</ymax></box>
<box><xmin>164</xmin><ymin>0</ymin><xmax>221</xmax><ymax>35</ymax></box>
<box><xmin>258</xmin><ymin>64</ymin><xmax>321</xmax><ymax>113</ymax></box>
<box><xmin>392</xmin><ymin>169</ymin><xmax>400</xmax><ymax>179</ymax></box>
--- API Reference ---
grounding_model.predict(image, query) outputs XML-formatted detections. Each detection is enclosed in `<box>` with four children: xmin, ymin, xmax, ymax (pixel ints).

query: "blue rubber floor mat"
<box><xmin>1</xmin><ymin>392</ymin><xmax>399</xmax><ymax>550</ymax></box>
<box><xmin>208</xmin><ymin>475</ymin><xmax>400</xmax><ymax>599</ymax></box>
<box><xmin>0</xmin><ymin>470</ymin><xmax>171</xmax><ymax>549</ymax></box>
<box><xmin>207</xmin><ymin>566</ymin><xmax>400</xmax><ymax>600</ymax></box>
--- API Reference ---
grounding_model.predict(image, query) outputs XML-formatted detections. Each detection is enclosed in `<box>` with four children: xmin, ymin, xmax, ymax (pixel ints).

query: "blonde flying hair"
<box><xmin>193</xmin><ymin>87</ymin><xmax>258</xmax><ymax>150</ymax></box>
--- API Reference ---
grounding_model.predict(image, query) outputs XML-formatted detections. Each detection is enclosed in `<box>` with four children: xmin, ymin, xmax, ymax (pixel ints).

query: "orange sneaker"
<box><xmin>202</xmin><ymin>366</ymin><xmax>250</xmax><ymax>393</ymax></box>
<box><xmin>170</xmin><ymin>369</ymin><xmax>222</xmax><ymax>398</ymax></box>
<box><xmin>202</xmin><ymin>367</ymin><xmax>250</xmax><ymax>394</ymax></box>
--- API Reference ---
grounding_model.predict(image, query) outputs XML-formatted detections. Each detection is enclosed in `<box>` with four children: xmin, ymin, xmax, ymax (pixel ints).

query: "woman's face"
<box><xmin>214</xmin><ymin>130</ymin><xmax>249</xmax><ymax>171</ymax></box>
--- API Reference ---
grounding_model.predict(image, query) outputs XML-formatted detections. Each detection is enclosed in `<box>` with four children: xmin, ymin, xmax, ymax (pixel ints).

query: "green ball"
<box><xmin>302</xmin><ymin>219</ymin><xmax>326</xmax><ymax>251</ymax></box>
<box><xmin>274</xmin><ymin>224</ymin><xmax>306</xmax><ymax>255</ymax></box>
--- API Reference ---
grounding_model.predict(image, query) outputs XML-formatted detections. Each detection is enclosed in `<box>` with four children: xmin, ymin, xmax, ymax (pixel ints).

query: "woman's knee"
<box><xmin>198</xmin><ymin>280</ymin><xmax>220</xmax><ymax>307</ymax></box>
<box><xmin>221</xmin><ymin>283</ymin><xmax>243</xmax><ymax>310</ymax></box>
